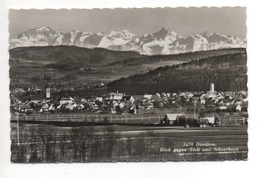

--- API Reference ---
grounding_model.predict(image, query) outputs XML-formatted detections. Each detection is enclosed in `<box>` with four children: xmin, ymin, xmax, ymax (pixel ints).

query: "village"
<box><xmin>10</xmin><ymin>83</ymin><xmax>248</xmax><ymax>127</ymax></box>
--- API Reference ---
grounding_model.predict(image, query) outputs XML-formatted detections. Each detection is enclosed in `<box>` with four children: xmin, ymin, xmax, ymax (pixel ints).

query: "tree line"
<box><xmin>11</xmin><ymin>125</ymin><xmax>175</xmax><ymax>163</ymax></box>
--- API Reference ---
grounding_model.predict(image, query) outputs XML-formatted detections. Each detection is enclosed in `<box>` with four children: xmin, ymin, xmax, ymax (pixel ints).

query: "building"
<box><xmin>60</xmin><ymin>97</ymin><xmax>75</xmax><ymax>105</ymax></box>
<box><xmin>202</xmin><ymin>113</ymin><xmax>215</xmax><ymax>124</ymax></box>
<box><xmin>109</xmin><ymin>92</ymin><xmax>124</xmax><ymax>100</ymax></box>
<box><xmin>162</xmin><ymin>113</ymin><xmax>184</xmax><ymax>125</ymax></box>
<box><xmin>46</xmin><ymin>86</ymin><xmax>51</xmax><ymax>98</ymax></box>
<box><xmin>210</xmin><ymin>83</ymin><xmax>215</xmax><ymax>93</ymax></box>
<box><xmin>144</xmin><ymin>94</ymin><xmax>153</xmax><ymax>100</ymax></box>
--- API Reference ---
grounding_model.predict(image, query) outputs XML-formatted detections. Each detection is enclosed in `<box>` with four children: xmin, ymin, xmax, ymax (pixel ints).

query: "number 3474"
<box><xmin>183</xmin><ymin>142</ymin><xmax>194</xmax><ymax>147</ymax></box>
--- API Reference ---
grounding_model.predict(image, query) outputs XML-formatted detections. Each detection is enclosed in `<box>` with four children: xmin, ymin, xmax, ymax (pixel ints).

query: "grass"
<box><xmin>10</xmin><ymin>123</ymin><xmax>248</xmax><ymax>162</ymax></box>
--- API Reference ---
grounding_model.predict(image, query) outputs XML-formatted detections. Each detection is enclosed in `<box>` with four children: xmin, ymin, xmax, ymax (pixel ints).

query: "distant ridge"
<box><xmin>9</xmin><ymin>45</ymin><xmax>141</xmax><ymax>65</ymax></box>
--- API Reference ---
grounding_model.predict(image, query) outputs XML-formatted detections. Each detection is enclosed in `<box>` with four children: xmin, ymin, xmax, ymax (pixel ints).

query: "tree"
<box><xmin>70</xmin><ymin>126</ymin><xmax>95</xmax><ymax>162</ymax></box>
<box><xmin>59</xmin><ymin>131</ymin><xmax>68</xmax><ymax>162</ymax></box>
<box><xmin>64</xmin><ymin>73</ymin><xmax>77</xmax><ymax>81</ymax></box>
<box><xmin>13</xmin><ymin>131</ymin><xmax>28</xmax><ymax>163</ymax></box>
<box><xmin>102</xmin><ymin>126</ymin><xmax>116</xmax><ymax>160</ymax></box>
<box><xmin>43</xmin><ymin>74</ymin><xmax>51</xmax><ymax>81</ymax></box>
<box><xmin>28</xmin><ymin>128</ymin><xmax>41</xmax><ymax>163</ymax></box>
<box><xmin>126</xmin><ymin>137</ymin><xmax>133</xmax><ymax>157</ymax></box>
<box><xmin>37</xmin><ymin>125</ymin><xmax>57</xmax><ymax>162</ymax></box>
<box><xmin>31</xmin><ymin>76</ymin><xmax>41</xmax><ymax>83</ymax></box>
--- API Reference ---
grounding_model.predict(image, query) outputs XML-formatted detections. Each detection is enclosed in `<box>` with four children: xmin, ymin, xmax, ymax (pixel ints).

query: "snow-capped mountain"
<box><xmin>9</xmin><ymin>27</ymin><xmax>247</xmax><ymax>55</ymax></box>
<box><xmin>171</xmin><ymin>31</ymin><xmax>247</xmax><ymax>53</ymax></box>
<box><xmin>98</xmin><ymin>30</ymin><xmax>138</xmax><ymax>49</ymax></box>
<box><xmin>10</xmin><ymin>27</ymin><xmax>62</xmax><ymax>48</ymax></box>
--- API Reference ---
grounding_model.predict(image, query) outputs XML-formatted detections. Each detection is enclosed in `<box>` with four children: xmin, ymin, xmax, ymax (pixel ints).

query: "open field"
<box><xmin>10</xmin><ymin>122</ymin><xmax>248</xmax><ymax>162</ymax></box>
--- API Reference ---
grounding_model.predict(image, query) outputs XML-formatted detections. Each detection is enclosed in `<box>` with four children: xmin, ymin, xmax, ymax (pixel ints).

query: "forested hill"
<box><xmin>9</xmin><ymin>45</ymin><xmax>141</xmax><ymax>65</ymax></box>
<box><xmin>107</xmin><ymin>49</ymin><xmax>247</xmax><ymax>94</ymax></box>
<box><xmin>109</xmin><ymin>48</ymin><xmax>245</xmax><ymax>66</ymax></box>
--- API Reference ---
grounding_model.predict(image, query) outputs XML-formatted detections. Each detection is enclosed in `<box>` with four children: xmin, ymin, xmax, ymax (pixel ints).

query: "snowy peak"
<box><xmin>14</xmin><ymin>26</ymin><xmax>60</xmax><ymax>47</ymax></box>
<box><xmin>153</xmin><ymin>27</ymin><xmax>171</xmax><ymax>39</ymax></box>
<box><xmin>108</xmin><ymin>30</ymin><xmax>137</xmax><ymax>40</ymax></box>
<box><xmin>10</xmin><ymin>27</ymin><xmax>246</xmax><ymax>55</ymax></box>
<box><xmin>18</xmin><ymin>26</ymin><xmax>59</xmax><ymax>38</ymax></box>
<box><xmin>152</xmin><ymin>27</ymin><xmax>182</xmax><ymax>41</ymax></box>
<box><xmin>201</xmin><ymin>31</ymin><xmax>213</xmax><ymax>38</ymax></box>
<box><xmin>171</xmin><ymin>31</ymin><xmax>246</xmax><ymax>53</ymax></box>
<box><xmin>98</xmin><ymin>30</ymin><xmax>138</xmax><ymax>49</ymax></box>
<box><xmin>141</xmin><ymin>28</ymin><xmax>183</xmax><ymax>44</ymax></box>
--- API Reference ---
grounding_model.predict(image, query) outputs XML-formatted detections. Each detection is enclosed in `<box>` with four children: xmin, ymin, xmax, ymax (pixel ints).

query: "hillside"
<box><xmin>9</xmin><ymin>45</ymin><xmax>141</xmax><ymax>65</ymax></box>
<box><xmin>9</xmin><ymin>46</ymin><xmax>247</xmax><ymax>93</ymax></box>
<box><xmin>107</xmin><ymin>48</ymin><xmax>247</xmax><ymax>94</ymax></box>
<box><xmin>109</xmin><ymin>48</ymin><xmax>245</xmax><ymax>67</ymax></box>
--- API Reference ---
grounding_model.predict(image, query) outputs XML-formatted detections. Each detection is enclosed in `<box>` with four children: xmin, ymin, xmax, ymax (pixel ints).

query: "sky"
<box><xmin>9</xmin><ymin>7</ymin><xmax>247</xmax><ymax>39</ymax></box>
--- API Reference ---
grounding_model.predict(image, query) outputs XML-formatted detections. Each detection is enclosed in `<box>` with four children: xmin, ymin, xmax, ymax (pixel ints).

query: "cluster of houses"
<box><xmin>10</xmin><ymin>86</ymin><xmax>248</xmax><ymax>116</ymax></box>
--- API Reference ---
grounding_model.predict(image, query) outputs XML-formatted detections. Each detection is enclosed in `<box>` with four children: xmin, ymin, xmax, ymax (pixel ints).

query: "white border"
<box><xmin>1</xmin><ymin>1</ymin><xmax>259</xmax><ymax>178</ymax></box>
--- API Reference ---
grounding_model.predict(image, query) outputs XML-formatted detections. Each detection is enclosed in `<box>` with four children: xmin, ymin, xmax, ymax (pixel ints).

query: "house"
<box><xmin>81</xmin><ymin>98</ymin><xmax>88</xmax><ymax>103</ymax></box>
<box><xmin>172</xmin><ymin>93</ymin><xmax>178</xmax><ymax>97</ymax></box>
<box><xmin>163</xmin><ymin>113</ymin><xmax>184</xmax><ymax>124</ymax></box>
<box><xmin>200</xmin><ymin>99</ymin><xmax>206</xmax><ymax>105</ymax></box>
<box><xmin>129</xmin><ymin>103</ymin><xmax>137</xmax><ymax>114</ymax></box>
<box><xmin>96</xmin><ymin>97</ymin><xmax>103</xmax><ymax>102</ymax></box>
<box><xmin>18</xmin><ymin>104</ymin><xmax>31</xmax><ymax>112</ymax></box>
<box><xmin>95</xmin><ymin>83</ymin><xmax>105</xmax><ymax>88</ymax></box>
<box><xmin>60</xmin><ymin>97</ymin><xmax>75</xmax><ymax>105</ymax></box>
<box><xmin>78</xmin><ymin>104</ymin><xmax>85</xmax><ymax>110</ymax></box>
<box><xmin>197</xmin><ymin>97</ymin><xmax>206</xmax><ymax>105</ymax></box>
<box><xmin>66</xmin><ymin>103</ymin><xmax>78</xmax><ymax>111</ymax></box>
<box><xmin>202</xmin><ymin>114</ymin><xmax>215</xmax><ymax>124</ymax></box>
<box><xmin>179</xmin><ymin>92</ymin><xmax>185</xmax><ymax>97</ymax></box>
<box><xmin>48</xmin><ymin>104</ymin><xmax>56</xmax><ymax>111</ymax></box>
<box><xmin>40</xmin><ymin>103</ymin><xmax>49</xmax><ymax>112</ymax></box>
<box><xmin>109</xmin><ymin>92</ymin><xmax>124</xmax><ymax>100</ymax></box>
<box><xmin>119</xmin><ymin>102</ymin><xmax>125</xmax><ymax>109</ymax></box>
<box><xmin>144</xmin><ymin>94</ymin><xmax>153</xmax><ymax>100</ymax></box>
<box><xmin>161</xmin><ymin>93</ymin><xmax>167</xmax><ymax>98</ymax></box>
<box><xmin>243</xmin><ymin>97</ymin><xmax>248</xmax><ymax>102</ymax></box>
<box><xmin>236</xmin><ymin>104</ymin><xmax>242</xmax><ymax>112</ymax></box>
<box><xmin>186</xmin><ymin>92</ymin><xmax>193</xmax><ymax>98</ymax></box>
<box><xmin>155</xmin><ymin>93</ymin><xmax>161</xmax><ymax>98</ymax></box>
<box><xmin>165</xmin><ymin>114</ymin><xmax>182</xmax><ymax>121</ymax></box>
<box><xmin>219</xmin><ymin>106</ymin><xmax>227</xmax><ymax>111</ymax></box>
<box><xmin>146</xmin><ymin>103</ymin><xmax>154</xmax><ymax>109</ymax></box>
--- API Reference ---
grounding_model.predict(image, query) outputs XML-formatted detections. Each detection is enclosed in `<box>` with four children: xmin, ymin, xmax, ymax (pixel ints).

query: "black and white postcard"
<box><xmin>2</xmin><ymin>1</ymin><xmax>260</xmax><ymax>178</ymax></box>
<box><xmin>8</xmin><ymin>7</ymin><xmax>248</xmax><ymax>163</ymax></box>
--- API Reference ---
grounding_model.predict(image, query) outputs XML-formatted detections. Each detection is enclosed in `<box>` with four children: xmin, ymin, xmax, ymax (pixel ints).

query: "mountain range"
<box><xmin>10</xmin><ymin>27</ymin><xmax>247</xmax><ymax>55</ymax></box>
